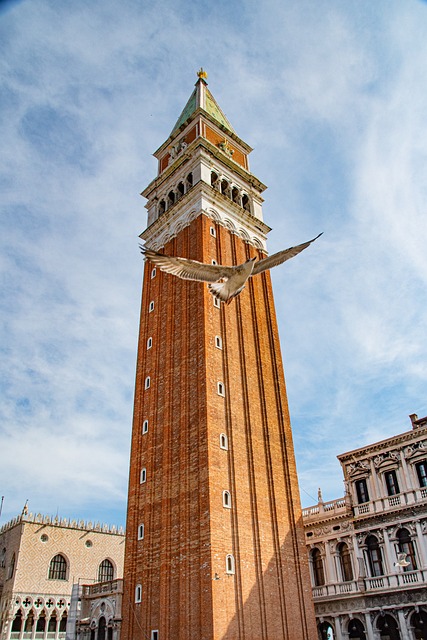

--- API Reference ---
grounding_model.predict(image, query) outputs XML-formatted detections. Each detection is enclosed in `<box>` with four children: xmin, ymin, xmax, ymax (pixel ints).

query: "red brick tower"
<box><xmin>122</xmin><ymin>70</ymin><xmax>316</xmax><ymax>640</ymax></box>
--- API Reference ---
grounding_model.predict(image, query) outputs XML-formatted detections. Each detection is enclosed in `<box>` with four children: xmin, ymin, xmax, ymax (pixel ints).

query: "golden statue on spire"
<box><xmin>197</xmin><ymin>67</ymin><xmax>208</xmax><ymax>80</ymax></box>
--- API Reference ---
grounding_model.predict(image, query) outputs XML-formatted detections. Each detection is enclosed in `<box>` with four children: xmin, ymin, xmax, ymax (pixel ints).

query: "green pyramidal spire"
<box><xmin>170</xmin><ymin>68</ymin><xmax>235</xmax><ymax>135</ymax></box>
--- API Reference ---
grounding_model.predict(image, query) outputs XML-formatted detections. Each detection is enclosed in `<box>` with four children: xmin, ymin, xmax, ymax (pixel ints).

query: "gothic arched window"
<box><xmin>366</xmin><ymin>536</ymin><xmax>384</xmax><ymax>577</ymax></box>
<box><xmin>48</xmin><ymin>554</ymin><xmax>67</xmax><ymax>580</ymax></box>
<box><xmin>397</xmin><ymin>528</ymin><xmax>417</xmax><ymax>571</ymax></box>
<box><xmin>48</xmin><ymin>614</ymin><xmax>57</xmax><ymax>633</ymax></box>
<box><xmin>98</xmin><ymin>559</ymin><xmax>114</xmax><ymax>582</ymax></box>
<box><xmin>98</xmin><ymin>616</ymin><xmax>106</xmax><ymax>640</ymax></box>
<box><xmin>337</xmin><ymin>542</ymin><xmax>353</xmax><ymax>582</ymax></box>
<box><xmin>311</xmin><ymin>548</ymin><xmax>325</xmax><ymax>586</ymax></box>
<box><xmin>11</xmin><ymin>610</ymin><xmax>22</xmax><ymax>632</ymax></box>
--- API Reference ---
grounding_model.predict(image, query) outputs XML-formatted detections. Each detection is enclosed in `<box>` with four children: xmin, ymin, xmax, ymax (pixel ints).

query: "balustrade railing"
<box><xmin>312</xmin><ymin>569</ymin><xmax>427</xmax><ymax>599</ymax></box>
<box><xmin>352</xmin><ymin>487</ymin><xmax>427</xmax><ymax>518</ymax></box>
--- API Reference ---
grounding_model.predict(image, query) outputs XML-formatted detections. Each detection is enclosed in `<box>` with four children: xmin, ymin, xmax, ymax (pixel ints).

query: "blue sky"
<box><xmin>1</xmin><ymin>0</ymin><xmax>426</xmax><ymax>527</ymax></box>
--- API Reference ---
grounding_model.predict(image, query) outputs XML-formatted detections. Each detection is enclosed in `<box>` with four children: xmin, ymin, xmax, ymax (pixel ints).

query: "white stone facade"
<box><xmin>0</xmin><ymin>513</ymin><xmax>125</xmax><ymax>640</ymax></box>
<box><xmin>303</xmin><ymin>414</ymin><xmax>427</xmax><ymax>640</ymax></box>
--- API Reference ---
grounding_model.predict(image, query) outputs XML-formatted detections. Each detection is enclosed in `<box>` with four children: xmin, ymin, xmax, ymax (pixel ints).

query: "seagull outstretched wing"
<box><xmin>141</xmin><ymin>247</ymin><xmax>235</xmax><ymax>283</ymax></box>
<box><xmin>252</xmin><ymin>233</ymin><xmax>323</xmax><ymax>276</ymax></box>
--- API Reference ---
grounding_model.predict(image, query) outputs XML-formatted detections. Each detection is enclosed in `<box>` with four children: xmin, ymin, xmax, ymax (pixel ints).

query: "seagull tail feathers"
<box><xmin>208</xmin><ymin>281</ymin><xmax>246</xmax><ymax>304</ymax></box>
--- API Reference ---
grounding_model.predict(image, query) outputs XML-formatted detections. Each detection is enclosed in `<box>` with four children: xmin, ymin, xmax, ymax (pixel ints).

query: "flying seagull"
<box><xmin>394</xmin><ymin>553</ymin><xmax>410</xmax><ymax>568</ymax></box>
<box><xmin>140</xmin><ymin>233</ymin><xmax>322</xmax><ymax>304</ymax></box>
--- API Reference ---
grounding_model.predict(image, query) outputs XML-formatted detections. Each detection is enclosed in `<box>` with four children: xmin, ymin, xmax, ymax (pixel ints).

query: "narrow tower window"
<box><xmin>149</xmin><ymin>301</ymin><xmax>155</xmax><ymax>312</ymax></box>
<box><xmin>217</xmin><ymin>382</ymin><xmax>225</xmax><ymax>397</ymax></box>
<box><xmin>215</xmin><ymin>336</ymin><xmax>222</xmax><ymax>349</ymax></box>
<box><xmin>168</xmin><ymin>191</ymin><xmax>175</xmax><ymax>207</ymax></box>
<box><xmin>220</xmin><ymin>433</ymin><xmax>228</xmax><ymax>450</ymax></box>
<box><xmin>223</xmin><ymin>491</ymin><xmax>231</xmax><ymax>508</ymax></box>
<box><xmin>177</xmin><ymin>182</ymin><xmax>185</xmax><ymax>198</ymax></box>
<box><xmin>210</xmin><ymin>226</ymin><xmax>216</xmax><ymax>237</ymax></box>
<box><xmin>145</xmin><ymin>377</ymin><xmax>151</xmax><ymax>390</ymax></box>
<box><xmin>142</xmin><ymin>420</ymin><xmax>149</xmax><ymax>434</ymax></box>
<box><xmin>226</xmin><ymin>554</ymin><xmax>235</xmax><ymax>575</ymax></box>
<box><xmin>158</xmin><ymin>200</ymin><xmax>165</xmax><ymax>215</ymax></box>
<box><xmin>213</xmin><ymin>297</ymin><xmax>220</xmax><ymax>309</ymax></box>
<box><xmin>151</xmin><ymin>268</ymin><xmax>156</xmax><ymax>279</ymax></box>
<box><xmin>151</xmin><ymin>632</ymin><xmax>159</xmax><ymax>640</ymax></box>
<box><xmin>147</xmin><ymin>337</ymin><xmax>153</xmax><ymax>350</ymax></box>
<box><xmin>186</xmin><ymin>172</ymin><xmax>193</xmax><ymax>189</ymax></box>
<box><xmin>135</xmin><ymin>584</ymin><xmax>142</xmax><ymax>603</ymax></box>
<box><xmin>140</xmin><ymin>468</ymin><xmax>147</xmax><ymax>484</ymax></box>
<box><xmin>138</xmin><ymin>524</ymin><xmax>145</xmax><ymax>540</ymax></box>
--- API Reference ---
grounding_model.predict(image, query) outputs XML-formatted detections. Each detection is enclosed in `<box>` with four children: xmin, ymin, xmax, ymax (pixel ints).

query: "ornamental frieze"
<box><xmin>347</xmin><ymin>460</ymin><xmax>370</xmax><ymax>476</ymax></box>
<box><xmin>404</xmin><ymin>440</ymin><xmax>427</xmax><ymax>459</ymax></box>
<box><xmin>373</xmin><ymin>450</ymin><xmax>400</xmax><ymax>468</ymax></box>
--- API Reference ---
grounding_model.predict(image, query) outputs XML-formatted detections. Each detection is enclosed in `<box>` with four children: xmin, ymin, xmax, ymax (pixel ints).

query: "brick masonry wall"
<box><xmin>122</xmin><ymin>214</ymin><xmax>316</xmax><ymax>640</ymax></box>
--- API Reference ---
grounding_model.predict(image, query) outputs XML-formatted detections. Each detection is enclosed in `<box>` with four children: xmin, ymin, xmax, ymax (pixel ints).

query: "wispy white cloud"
<box><xmin>0</xmin><ymin>0</ymin><xmax>426</xmax><ymax>525</ymax></box>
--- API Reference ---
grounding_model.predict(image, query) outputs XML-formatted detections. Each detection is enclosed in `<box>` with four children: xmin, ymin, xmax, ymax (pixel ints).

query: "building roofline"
<box><xmin>0</xmin><ymin>513</ymin><xmax>125</xmax><ymax>536</ymax></box>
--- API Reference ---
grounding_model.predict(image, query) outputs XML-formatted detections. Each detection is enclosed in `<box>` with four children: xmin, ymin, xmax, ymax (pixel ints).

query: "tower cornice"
<box><xmin>142</xmin><ymin>136</ymin><xmax>266</xmax><ymax>201</ymax></box>
<box><xmin>140</xmin><ymin>179</ymin><xmax>271</xmax><ymax>252</ymax></box>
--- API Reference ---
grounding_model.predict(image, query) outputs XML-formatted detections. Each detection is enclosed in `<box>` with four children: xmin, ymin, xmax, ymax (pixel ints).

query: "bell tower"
<box><xmin>122</xmin><ymin>70</ymin><xmax>316</xmax><ymax>640</ymax></box>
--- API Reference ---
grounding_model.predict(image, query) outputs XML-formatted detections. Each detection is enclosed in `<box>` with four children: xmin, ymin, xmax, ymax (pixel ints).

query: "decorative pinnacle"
<box><xmin>197</xmin><ymin>67</ymin><xmax>208</xmax><ymax>80</ymax></box>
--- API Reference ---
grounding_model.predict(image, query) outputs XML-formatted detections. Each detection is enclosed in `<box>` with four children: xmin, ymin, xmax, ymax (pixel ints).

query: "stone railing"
<box><xmin>312</xmin><ymin>569</ymin><xmax>427</xmax><ymax>599</ymax></box>
<box><xmin>353</xmin><ymin>487</ymin><xmax>427</xmax><ymax>518</ymax></box>
<box><xmin>82</xmin><ymin>579</ymin><xmax>123</xmax><ymax>597</ymax></box>
<box><xmin>302</xmin><ymin>497</ymin><xmax>348</xmax><ymax>521</ymax></box>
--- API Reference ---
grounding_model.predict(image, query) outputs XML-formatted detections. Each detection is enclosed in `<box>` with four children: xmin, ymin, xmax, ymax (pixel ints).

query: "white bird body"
<box><xmin>141</xmin><ymin>233</ymin><xmax>322</xmax><ymax>304</ymax></box>
<box><xmin>394</xmin><ymin>553</ymin><xmax>410</xmax><ymax>568</ymax></box>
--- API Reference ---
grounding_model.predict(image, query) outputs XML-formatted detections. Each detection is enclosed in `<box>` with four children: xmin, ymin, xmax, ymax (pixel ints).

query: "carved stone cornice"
<box><xmin>338</xmin><ymin>427</ymin><xmax>427</xmax><ymax>466</ymax></box>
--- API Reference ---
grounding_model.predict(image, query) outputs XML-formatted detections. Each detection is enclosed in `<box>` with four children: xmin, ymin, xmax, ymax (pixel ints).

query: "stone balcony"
<box><xmin>353</xmin><ymin>487</ymin><xmax>427</xmax><ymax>517</ymax></box>
<box><xmin>302</xmin><ymin>497</ymin><xmax>349</xmax><ymax>522</ymax></box>
<box><xmin>312</xmin><ymin>568</ymin><xmax>427</xmax><ymax>601</ymax></box>
<box><xmin>303</xmin><ymin>487</ymin><xmax>427</xmax><ymax>522</ymax></box>
<box><xmin>81</xmin><ymin>579</ymin><xmax>123</xmax><ymax>598</ymax></box>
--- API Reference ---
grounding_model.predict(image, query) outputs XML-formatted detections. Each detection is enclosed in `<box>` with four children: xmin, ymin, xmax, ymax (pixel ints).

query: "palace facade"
<box><xmin>303</xmin><ymin>413</ymin><xmax>427</xmax><ymax>640</ymax></box>
<box><xmin>0</xmin><ymin>511</ymin><xmax>124</xmax><ymax>640</ymax></box>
